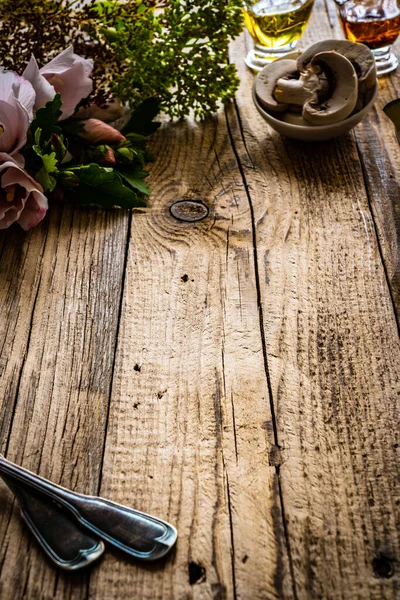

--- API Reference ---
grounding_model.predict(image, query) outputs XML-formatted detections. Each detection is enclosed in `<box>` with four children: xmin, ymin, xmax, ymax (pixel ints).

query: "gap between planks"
<box><xmin>224</xmin><ymin>102</ymin><xmax>299</xmax><ymax>600</ymax></box>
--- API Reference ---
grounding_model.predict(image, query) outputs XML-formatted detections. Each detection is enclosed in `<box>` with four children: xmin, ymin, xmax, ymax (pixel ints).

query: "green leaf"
<box><xmin>34</xmin><ymin>128</ymin><xmax>42</xmax><ymax>147</ymax></box>
<box><xmin>60</xmin><ymin>119</ymin><xmax>86</xmax><ymax>137</ymax></box>
<box><xmin>122</xmin><ymin>97</ymin><xmax>161</xmax><ymax>136</ymax></box>
<box><xmin>124</xmin><ymin>132</ymin><xmax>148</xmax><ymax>148</ymax></box>
<box><xmin>30</xmin><ymin>95</ymin><xmax>63</xmax><ymax>144</ymax></box>
<box><xmin>50</xmin><ymin>133</ymin><xmax>68</xmax><ymax>163</ymax></box>
<box><xmin>35</xmin><ymin>152</ymin><xmax>58</xmax><ymax>193</ymax></box>
<box><xmin>66</xmin><ymin>163</ymin><xmax>148</xmax><ymax>209</ymax></box>
<box><xmin>119</xmin><ymin>165</ymin><xmax>150</xmax><ymax>195</ymax></box>
<box><xmin>1</xmin><ymin>0</ymin><xmax>243</xmax><ymax>121</ymax></box>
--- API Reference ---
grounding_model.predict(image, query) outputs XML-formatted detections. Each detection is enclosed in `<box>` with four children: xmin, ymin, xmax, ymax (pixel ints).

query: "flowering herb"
<box><xmin>0</xmin><ymin>0</ymin><xmax>243</xmax><ymax>118</ymax></box>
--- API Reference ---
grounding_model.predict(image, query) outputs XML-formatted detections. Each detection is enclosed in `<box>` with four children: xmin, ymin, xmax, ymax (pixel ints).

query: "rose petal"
<box><xmin>0</xmin><ymin>98</ymin><xmax>29</xmax><ymax>155</ymax></box>
<box><xmin>17</xmin><ymin>191</ymin><xmax>48</xmax><ymax>230</ymax></box>
<box><xmin>0</xmin><ymin>70</ymin><xmax>19</xmax><ymax>103</ymax></box>
<box><xmin>23</xmin><ymin>55</ymin><xmax>56</xmax><ymax>111</ymax></box>
<box><xmin>1</xmin><ymin>163</ymin><xmax>44</xmax><ymax>194</ymax></box>
<box><xmin>0</xmin><ymin>70</ymin><xmax>36</xmax><ymax>121</ymax></box>
<box><xmin>12</xmin><ymin>153</ymin><xmax>25</xmax><ymax>168</ymax></box>
<box><xmin>0</xmin><ymin>152</ymin><xmax>14</xmax><ymax>164</ymax></box>
<box><xmin>25</xmin><ymin>47</ymin><xmax>94</xmax><ymax>120</ymax></box>
<box><xmin>0</xmin><ymin>153</ymin><xmax>48</xmax><ymax>230</ymax></box>
<box><xmin>0</xmin><ymin>196</ymin><xmax>25</xmax><ymax>228</ymax></box>
<box><xmin>40</xmin><ymin>46</ymin><xmax>93</xmax><ymax>76</ymax></box>
<box><xmin>47</xmin><ymin>61</ymin><xmax>93</xmax><ymax>120</ymax></box>
<box><xmin>39</xmin><ymin>46</ymin><xmax>76</xmax><ymax>75</ymax></box>
<box><xmin>12</xmin><ymin>76</ymin><xmax>36</xmax><ymax>121</ymax></box>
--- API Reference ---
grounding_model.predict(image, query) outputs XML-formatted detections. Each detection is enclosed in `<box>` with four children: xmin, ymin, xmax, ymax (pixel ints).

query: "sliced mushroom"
<box><xmin>297</xmin><ymin>39</ymin><xmax>376</xmax><ymax>93</ymax></box>
<box><xmin>274</xmin><ymin>64</ymin><xmax>330</xmax><ymax>106</ymax></box>
<box><xmin>255</xmin><ymin>59</ymin><xmax>298</xmax><ymax>113</ymax></box>
<box><xmin>280</xmin><ymin>112</ymin><xmax>310</xmax><ymax>126</ymax></box>
<box><xmin>302</xmin><ymin>51</ymin><xmax>358</xmax><ymax>125</ymax></box>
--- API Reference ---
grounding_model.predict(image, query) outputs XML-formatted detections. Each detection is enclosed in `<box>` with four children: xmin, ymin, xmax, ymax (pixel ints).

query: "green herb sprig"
<box><xmin>0</xmin><ymin>0</ymin><xmax>243</xmax><ymax>119</ymax></box>
<box><xmin>22</xmin><ymin>95</ymin><xmax>160</xmax><ymax>210</ymax></box>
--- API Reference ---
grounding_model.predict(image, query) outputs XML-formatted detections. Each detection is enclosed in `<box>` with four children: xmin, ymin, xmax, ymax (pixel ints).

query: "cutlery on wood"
<box><xmin>0</xmin><ymin>455</ymin><xmax>177</xmax><ymax>561</ymax></box>
<box><xmin>1</xmin><ymin>473</ymin><xmax>105</xmax><ymax>570</ymax></box>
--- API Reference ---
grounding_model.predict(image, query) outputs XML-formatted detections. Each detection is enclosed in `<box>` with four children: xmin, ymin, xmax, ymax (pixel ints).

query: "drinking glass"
<box><xmin>334</xmin><ymin>0</ymin><xmax>400</xmax><ymax>75</ymax></box>
<box><xmin>243</xmin><ymin>0</ymin><xmax>315</xmax><ymax>71</ymax></box>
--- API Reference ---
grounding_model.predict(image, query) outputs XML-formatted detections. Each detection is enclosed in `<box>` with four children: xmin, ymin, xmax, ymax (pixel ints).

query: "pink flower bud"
<box><xmin>80</xmin><ymin>119</ymin><xmax>126</xmax><ymax>145</ymax></box>
<box><xmin>51</xmin><ymin>187</ymin><xmax>64</xmax><ymax>203</ymax></box>
<box><xmin>98</xmin><ymin>148</ymin><xmax>116</xmax><ymax>166</ymax></box>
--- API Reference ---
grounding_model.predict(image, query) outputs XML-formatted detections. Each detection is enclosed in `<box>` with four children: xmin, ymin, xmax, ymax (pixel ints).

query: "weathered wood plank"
<box><xmin>0</xmin><ymin>206</ymin><xmax>129</xmax><ymax>599</ymax></box>
<box><xmin>0</xmin><ymin>1</ymin><xmax>399</xmax><ymax>597</ymax></box>
<box><xmin>88</xmin><ymin>116</ymin><xmax>288</xmax><ymax>599</ymax></box>
<box><xmin>324</xmin><ymin>0</ymin><xmax>400</xmax><ymax>315</ymax></box>
<box><xmin>229</xmin><ymin>9</ymin><xmax>400</xmax><ymax>598</ymax></box>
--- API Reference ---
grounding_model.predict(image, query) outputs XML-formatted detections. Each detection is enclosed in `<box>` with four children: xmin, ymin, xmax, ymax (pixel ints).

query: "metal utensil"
<box><xmin>0</xmin><ymin>455</ymin><xmax>177</xmax><ymax>561</ymax></box>
<box><xmin>1</xmin><ymin>474</ymin><xmax>105</xmax><ymax>570</ymax></box>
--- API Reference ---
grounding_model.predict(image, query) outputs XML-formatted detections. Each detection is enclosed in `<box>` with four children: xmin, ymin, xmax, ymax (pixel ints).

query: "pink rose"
<box><xmin>0</xmin><ymin>69</ymin><xmax>36</xmax><ymax>155</ymax></box>
<box><xmin>79</xmin><ymin>119</ymin><xmax>126</xmax><ymax>145</ymax></box>
<box><xmin>0</xmin><ymin>153</ymin><xmax>48</xmax><ymax>230</ymax></box>
<box><xmin>23</xmin><ymin>46</ymin><xmax>93</xmax><ymax>120</ymax></box>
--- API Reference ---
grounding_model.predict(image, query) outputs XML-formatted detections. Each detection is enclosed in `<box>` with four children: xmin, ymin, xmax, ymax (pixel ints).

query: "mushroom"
<box><xmin>280</xmin><ymin>112</ymin><xmax>310</xmax><ymax>126</ymax></box>
<box><xmin>297</xmin><ymin>39</ymin><xmax>376</xmax><ymax>94</ymax></box>
<box><xmin>274</xmin><ymin>63</ymin><xmax>330</xmax><ymax>107</ymax></box>
<box><xmin>255</xmin><ymin>59</ymin><xmax>299</xmax><ymax>113</ymax></box>
<box><xmin>301</xmin><ymin>51</ymin><xmax>358</xmax><ymax>125</ymax></box>
<box><xmin>253</xmin><ymin>40</ymin><xmax>375</xmax><ymax>129</ymax></box>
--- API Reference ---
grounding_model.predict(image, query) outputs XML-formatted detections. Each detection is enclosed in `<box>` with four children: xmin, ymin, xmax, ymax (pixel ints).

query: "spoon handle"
<box><xmin>0</xmin><ymin>456</ymin><xmax>177</xmax><ymax>561</ymax></box>
<box><xmin>1</xmin><ymin>474</ymin><xmax>104</xmax><ymax>570</ymax></box>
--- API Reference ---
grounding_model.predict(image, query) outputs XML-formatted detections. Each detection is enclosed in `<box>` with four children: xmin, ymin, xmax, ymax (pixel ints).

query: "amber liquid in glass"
<box><xmin>243</xmin><ymin>0</ymin><xmax>314</xmax><ymax>49</ymax></box>
<box><xmin>337</xmin><ymin>2</ymin><xmax>400</xmax><ymax>49</ymax></box>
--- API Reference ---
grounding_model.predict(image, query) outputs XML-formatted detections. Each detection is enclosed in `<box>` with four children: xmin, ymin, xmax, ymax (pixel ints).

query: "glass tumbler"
<box><xmin>334</xmin><ymin>0</ymin><xmax>400</xmax><ymax>75</ymax></box>
<box><xmin>243</xmin><ymin>0</ymin><xmax>315</xmax><ymax>71</ymax></box>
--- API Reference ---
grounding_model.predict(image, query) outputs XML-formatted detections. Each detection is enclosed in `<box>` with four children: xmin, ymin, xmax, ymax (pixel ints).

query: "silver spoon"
<box><xmin>1</xmin><ymin>473</ymin><xmax>104</xmax><ymax>570</ymax></box>
<box><xmin>0</xmin><ymin>455</ymin><xmax>177</xmax><ymax>561</ymax></box>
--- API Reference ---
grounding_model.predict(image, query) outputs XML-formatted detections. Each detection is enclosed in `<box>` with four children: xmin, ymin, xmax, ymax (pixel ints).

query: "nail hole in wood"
<box><xmin>269</xmin><ymin>445</ymin><xmax>282</xmax><ymax>467</ymax></box>
<box><xmin>372</xmin><ymin>556</ymin><xmax>394</xmax><ymax>578</ymax></box>
<box><xmin>211</xmin><ymin>583</ymin><xmax>223</xmax><ymax>596</ymax></box>
<box><xmin>181</xmin><ymin>274</ymin><xmax>189</xmax><ymax>282</ymax></box>
<box><xmin>134</xmin><ymin>364</ymin><xmax>141</xmax><ymax>372</ymax></box>
<box><xmin>170</xmin><ymin>200</ymin><xmax>209</xmax><ymax>222</ymax></box>
<box><xmin>188</xmin><ymin>561</ymin><xmax>206</xmax><ymax>584</ymax></box>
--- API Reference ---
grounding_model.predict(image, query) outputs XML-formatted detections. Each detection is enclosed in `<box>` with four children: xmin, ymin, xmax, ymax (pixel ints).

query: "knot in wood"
<box><xmin>169</xmin><ymin>200</ymin><xmax>209</xmax><ymax>222</ymax></box>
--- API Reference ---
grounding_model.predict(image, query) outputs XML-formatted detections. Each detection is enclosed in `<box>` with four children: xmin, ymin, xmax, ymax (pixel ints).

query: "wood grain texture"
<box><xmin>88</xmin><ymin>114</ymin><xmax>287</xmax><ymax>600</ymax></box>
<box><xmin>323</xmin><ymin>0</ymin><xmax>400</xmax><ymax>314</ymax></box>
<box><xmin>0</xmin><ymin>206</ymin><xmax>129</xmax><ymax>599</ymax></box>
<box><xmin>229</xmin><ymin>6</ymin><xmax>400</xmax><ymax>597</ymax></box>
<box><xmin>0</xmin><ymin>2</ymin><xmax>398</xmax><ymax>598</ymax></box>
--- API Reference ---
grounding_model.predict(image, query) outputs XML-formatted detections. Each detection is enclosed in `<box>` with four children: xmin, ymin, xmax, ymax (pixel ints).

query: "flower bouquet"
<box><xmin>0</xmin><ymin>0</ymin><xmax>244</xmax><ymax>230</ymax></box>
<box><xmin>0</xmin><ymin>46</ymin><xmax>159</xmax><ymax>230</ymax></box>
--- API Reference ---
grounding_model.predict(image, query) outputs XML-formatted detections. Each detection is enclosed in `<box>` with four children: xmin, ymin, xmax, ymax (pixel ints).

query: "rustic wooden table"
<box><xmin>0</xmin><ymin>2</ymin><xmax>399</xmax><ymax>599</ymax></box>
